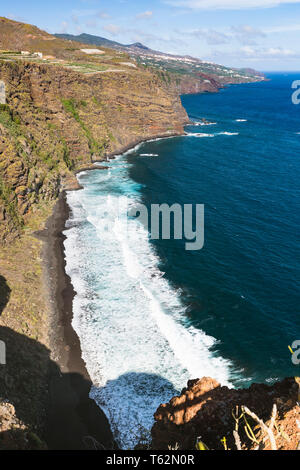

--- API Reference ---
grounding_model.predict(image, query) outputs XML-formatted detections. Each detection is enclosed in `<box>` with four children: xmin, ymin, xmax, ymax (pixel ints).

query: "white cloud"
<box><xmin>210</xmin><ymin>45</ymin><xmax>300</xmax><ymax>67</ymax></box>
<box><xmin>85</xmin><ymin>19</ymin><xmax>98</xmax><ymax>28</ymax></box>
<box><xmin>136</xmin><ymin>11</ymin><xmax>153</xmax><ymax>19</ymax></box>
<box><xmin>191</xmin><ymin>25</ymin><xmax>265</xmax><ymax>45</ymax></box>
<box><xmin>71</xmin><ymin>9</ymin><xmax>98</xmax><ymax>17</ymax></box>
<box><xmin>188</xmin><ymin>28</ymin><xmax>229</xmax><ymax>44</ymax></box>
<box><xmin>241</xmin><ymin>45</ymin><xmax>297</xmax><ymax>58</ymax></box>
<box><xmin>265</xmin><ymin>23</ymin><xmax>300</xmax><ymax>32</ymax></box>
<box><xmin>59</xmin><ymin>21</ymin><xmax>69</xmax><ymax>33</ymax></box>
<box><xmin>176</xmin><ymin>24</ymin><xmax>266</xmax><ymax>45</ymax></box>
<box><xmin>71</xmin><ymin>14</ymin><xmax>79</xmax><ymax>24</ymax></box>
<box><xmin>96</xmin><ymin>12</ymin><xmax>110</xmax><ymax>19</ymax></box>
<box><xmin>231</xmin><ymin>25</ymin><xmax>265</xmax><ymax>44</ymax></box>
<box><xmin>103</xmin><ymin>23</ymin><xmax>122</xmax><ymax>36</ymax></box>
<box><xmin>164</xmin><ymin>0</ymin><xmax>300</xmax><ymax>10</ymax></box>
<box><xmin>71</xmin><ymin>9</ymin><xmax>110</xmax><ymax>19</ymax></box>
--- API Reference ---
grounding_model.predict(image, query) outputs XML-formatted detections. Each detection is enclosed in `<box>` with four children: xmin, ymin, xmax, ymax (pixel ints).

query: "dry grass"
<box><xmin>0</xmin><ymin>200</ymin><xmax>54</xmax><ymax>342</ymax></box>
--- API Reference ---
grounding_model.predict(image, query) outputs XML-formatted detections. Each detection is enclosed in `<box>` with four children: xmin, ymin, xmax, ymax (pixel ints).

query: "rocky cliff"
<box><xmin>0</xmin><ymin>60</ymin><xmax>187</xmax><ymax>243</ymax></box>
<box><xmin>178</xmin><ymin>73</ymin><xmax>221</xmax><ymax>95</ymax></box>
<box><xmin>0</xmin><ymin>17</ymin><xmax>287</xmax><ymax>452</ymax></box>
<box><xmin>152</xmin><ymin>376</ymin><xmax>300</xmax><ymax>450</ymax></box>
<box><xmin>54</xmin><ymin>30</ymin><xmax>266</xmax><ymax>96</ymax></box>
<box><xmin>0</xmin><ymin>54</ymin><xmax>187</xmax><ymax>448</ymax></box>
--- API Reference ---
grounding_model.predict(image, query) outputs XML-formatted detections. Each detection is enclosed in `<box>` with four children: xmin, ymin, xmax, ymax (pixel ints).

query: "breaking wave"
<box><xmin>185</xmin><ymin>131</ymin><xmax>239</xmax><ymax>137</ymax></box>
<box><xmin>63</xmin><ymin>150</ymin><xmax>238</xmax><ymax>449</ymax></box>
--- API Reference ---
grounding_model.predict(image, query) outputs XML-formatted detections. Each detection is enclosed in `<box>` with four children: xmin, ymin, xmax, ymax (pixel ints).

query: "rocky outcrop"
<box><xmin>152</xmin><ymin>376</ymin><xmax>300</xmax><ymax>450</ymax></box>
<box><xmin>178</xmin><ymin>75</ymin><xmax>220</xmax><ymax>95</ymax></box>
<box><xmin>177</xmin><ymin>71</ymin><xmax>264</xmax><ymax>95</ymax></box>
<box><xmin>0</xmin><ymin>60</ymin><xmax>188</xmax><ymax>242</ymax></box>
<box><xmin>0</xmin><ymin>57</ymin><xmax>187</xmax><ymax>448</ymax></box>
<box><xmin>0</xmin><ymin>400</ymin><xmax>47</xmax><ymax>450</ymax></box>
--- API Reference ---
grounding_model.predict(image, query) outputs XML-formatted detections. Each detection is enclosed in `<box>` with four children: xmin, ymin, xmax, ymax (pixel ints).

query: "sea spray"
<box><xmin>64</xmin><ymin>152</ymin><xmax>236</xmax><ymax>449</ymax></box>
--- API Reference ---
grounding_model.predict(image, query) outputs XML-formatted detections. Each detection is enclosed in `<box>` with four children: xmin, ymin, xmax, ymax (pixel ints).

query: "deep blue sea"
<box><xmin>64</xmin><ymin>73</ymin><xmax>300</xmax><ymax>448</ymax></box>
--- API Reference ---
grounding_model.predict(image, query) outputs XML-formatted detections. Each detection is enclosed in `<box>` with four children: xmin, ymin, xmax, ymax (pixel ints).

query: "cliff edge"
<box><xmin>0</xmin><ymin>60</ymin><xmax>187</xmax><ymax>243</ymax></box>
<box><xmin>152</xmin><ymin>376</ymin><xmax>300</xmax><ymax>450</ymax></box>
<box><xmin>0</xmin><ymin>32</ymin><xmax>187</xmax><ymax>448</ymax></box>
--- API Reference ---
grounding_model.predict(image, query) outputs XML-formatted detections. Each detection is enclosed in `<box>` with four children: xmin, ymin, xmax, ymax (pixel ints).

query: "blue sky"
<box><xmin>3</xmin><ymin>0</ymin><xmax>300</xmax><ymax>70</ymax></box>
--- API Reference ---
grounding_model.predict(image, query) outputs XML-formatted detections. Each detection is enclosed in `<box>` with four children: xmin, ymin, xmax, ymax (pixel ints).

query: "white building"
<box><xmin>80</xmin><ymin>49</ymin><xmax>105</xmax><ymax>55</ymax></box>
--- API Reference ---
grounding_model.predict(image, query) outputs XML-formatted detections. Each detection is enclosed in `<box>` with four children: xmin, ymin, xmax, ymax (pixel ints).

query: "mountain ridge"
<box><xmin>54</xmin><ymin>31</ymin><xmax>264</xmax><ymax>79</ymax></box>
<box><xmin>0</xmin><ymin>16</ymin><xmax>265</xmax><ymax>97</ymax></box>
<box><xmin>54</xmin><ymin>31</ymin><xmax>265</xmax><ymax>94</ymax></box>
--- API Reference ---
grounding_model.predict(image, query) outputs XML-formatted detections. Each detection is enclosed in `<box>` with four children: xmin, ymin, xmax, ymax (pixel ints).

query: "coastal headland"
<box><xmin>1</xmin><ymin>16</ymin><xmax>296</xmax><ymax>452</ymax></box>
<box><xmin>0</xmin><ymin>19</ymin><xmax>189</xmax><ymax>448</ymax></box>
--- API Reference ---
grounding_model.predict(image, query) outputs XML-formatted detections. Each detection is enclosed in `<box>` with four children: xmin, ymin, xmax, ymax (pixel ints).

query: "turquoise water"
<box><xmin>64</xmin><ymin>73</ymin><xmax>300</xmax><ymax>448</ymax></box>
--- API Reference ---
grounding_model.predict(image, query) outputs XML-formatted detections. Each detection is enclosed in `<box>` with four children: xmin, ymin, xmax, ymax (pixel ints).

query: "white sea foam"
<box><xmin>187</xmin><ymin>121</ymin><xmax>217</xmax><ymax>127</ymax></box>
<box><xmin>185</xmin><ymin>131</ymin><xmax>239</xmax><ymax>138</ymax></box>
<box><xmin>185</xmin><ymin>132</ymin><xmax>215</xmax><ymax>138</ymax></box>
<box><xmin>235</xmin><ymin>119</ymin><xmax>247</xmax><ymax>122</ymax></box>
<box><xmin>217</xmin><ymin>132</ymin><xmax>239</xmax><ymax>136</ymax></box>
<box><xmin>64</xmin><ymin>154</ymin><xmax>237</xmax><ymax>449</ymax></box>
<box><xmin>124</xmin><ymin>143</ymin><xmax>144</xmax><ymax>155</ymax></box>
<box><xmin>139</xmin><ymin>153</ymin><xmax>159</xmax><ymax>157</ymax></box>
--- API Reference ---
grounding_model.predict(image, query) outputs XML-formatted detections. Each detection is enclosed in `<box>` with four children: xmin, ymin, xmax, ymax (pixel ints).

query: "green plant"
<box><xmin>61</xmin><ymin>138</ymin><xmax>73</xmax><ymax>170</ymax></box>
<box><xmin>61</xmin><ymin>98</ymin><xmax>80</xmax><ymax>121</ymax></box>
<box><xmin>0</xmin><ymin>106</ymin><xmax>32</xmax><ymax>166</ymax></box>
<box><xmin>61</xmin><ymin>98</ymin><xmax>107</xmax><ymax>158</ymax></box>
<box><xmin>0</xmin><ymin>176</ymin><xmax>23</xmax><ymax>228</ymax></box>
<box><xmin>0</xmin><ymin>104</ymin><xmax>10</xmax><ymax>113</ymax></box>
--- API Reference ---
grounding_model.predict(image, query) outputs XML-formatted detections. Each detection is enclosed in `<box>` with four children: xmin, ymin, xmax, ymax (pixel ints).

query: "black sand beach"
<box><xmin>37</xmin><ymin>193</ymin><xmax>115</xmax><ymax>450</ymax></box>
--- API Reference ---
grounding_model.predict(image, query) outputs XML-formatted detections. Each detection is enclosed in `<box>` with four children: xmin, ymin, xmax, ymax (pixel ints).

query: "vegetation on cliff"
<box><xmin>0</xmin><ymin>54</ymin><xmax>186</xmax><ymax>242</ymax></box>
<box><xmin>0</xmin><ymin>17</ymin><xmax>188</xmax><ymax>448</ymax></box>
<box><xmin>55</xmin><ymin>31</ymin><xmax>265</xmax><ymax>95</ymax></box>
<box><xmin>0</xmin><ymin>17</ymin><xmax>290</xmax><ymax>452</ymax></box>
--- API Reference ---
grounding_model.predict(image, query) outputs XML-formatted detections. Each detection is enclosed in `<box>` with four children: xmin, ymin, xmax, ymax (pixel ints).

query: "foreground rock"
<box><xmin>0</xmin><ymin>400</ymin><xmax>47</xmax><ymax>449</ymax></box>
<box><xmin>152</xmin><ymin>376</ymin><xmax>300</xmax><ymax>450</ymax></box>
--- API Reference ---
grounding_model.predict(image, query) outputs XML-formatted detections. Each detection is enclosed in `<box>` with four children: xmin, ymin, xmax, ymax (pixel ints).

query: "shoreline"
<box><xmin>34</xmin><ymin>103</ymin><xmax>254</xmax><ymax>449</ymax></box>
<box><xmin>95</xmin><ymin>130</ymin><xmax>187</xmax><ymax>163</ymax></box>
<box><xmin>37</xmin><ymin>193</ymin><xmax>116</xmax><ymax>450</ymax></box>
<box><xmin>35</xmin><ymin>129</ymin><xmax>189</xmax><ymax>449</ymax></box>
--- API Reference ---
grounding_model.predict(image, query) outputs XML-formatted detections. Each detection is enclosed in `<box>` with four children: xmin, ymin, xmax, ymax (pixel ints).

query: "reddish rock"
<box><xmin>152</xmin><ymin>376</ymin><xmax>300</xmax><ymax>450</ymax></box>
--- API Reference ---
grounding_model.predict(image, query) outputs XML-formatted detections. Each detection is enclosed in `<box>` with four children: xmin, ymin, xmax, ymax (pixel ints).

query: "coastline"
<box><xmin>33</xmin><ymin>128</ymin><xmax>189</xmax><ymax>449</ymax></box>
<box><xmin>6</xmin><ymin>77</ymin><xmax>296</xmax><ymax>450</ymax></box>
<box><xmin>37</xmin><ymin>193</ymin><xmax>116</xmax><ymax>450</ymax></box>
<box><xmin>96</xmin><ymin>130</ymin><xmax>187</xmax><ymax>162</ymax></box>
<box><xmin>34</xmin><ymin>94</ymin><xmax>265</xmax><ymax>448</ymax></box>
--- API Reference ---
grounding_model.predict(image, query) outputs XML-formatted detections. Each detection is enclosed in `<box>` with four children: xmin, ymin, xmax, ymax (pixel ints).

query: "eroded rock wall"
<box><xmin>152</xmin><ymin>376</ymin><xmax>300</xmax><ymax>450</ymax></box>
<box><xmin>0</xmin><ymin>60</ymin><xmax>188</xmax><ymax>242</ymax></box>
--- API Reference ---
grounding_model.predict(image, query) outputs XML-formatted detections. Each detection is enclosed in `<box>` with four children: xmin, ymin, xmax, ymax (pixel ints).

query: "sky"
<box><xmin>2</xmin><ymin>0</ymin><xmax>300</xmax><ymax>70</ymax></box>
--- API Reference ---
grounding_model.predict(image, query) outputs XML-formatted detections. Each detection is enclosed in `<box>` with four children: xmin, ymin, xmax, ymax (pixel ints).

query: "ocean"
<box><xmin>64</xmin><ymin>73</ymin><xmax>300</xmax><ymax>449</ymax></box>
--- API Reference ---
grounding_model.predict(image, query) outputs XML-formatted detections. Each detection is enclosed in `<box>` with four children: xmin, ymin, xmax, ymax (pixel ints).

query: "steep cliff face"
<box><xmin>152</xmin><ymin>376</ymin><xmax>300</xmax><ymax>450</ymax></box>
<box><xmin>176</xmin><ymin>71</ymin><xmax>264</xmax><ymax>95</ymax></box>
<box><xmin>0</xmin><ymin>60</ymin><xmax>188</xmax><ymax>242</ymax></box>
<box><xmin>0</xmin><ymin>58</ymin><xmax>187</xmax><ymax>448</ymax></box>
<box><xmin>178</xmin><ymin>74</ymin><xmax>221</xmax><ymax>95</ymax></box>
<box><xmin>0</xmin><ymin>16</ymin><xmax>86</xmax><ymax>60</ymax></box>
